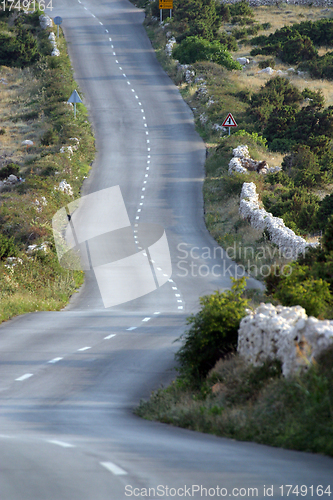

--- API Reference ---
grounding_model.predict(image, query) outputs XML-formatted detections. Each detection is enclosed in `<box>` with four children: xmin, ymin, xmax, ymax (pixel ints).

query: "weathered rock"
<box><xmin>258</xmin><ymin>66</ymin><xmax>274</xmax><ymax>75</ymax></box>
<box><xmin>39</xmin><ymin>15</ymin><xmax>53</xmax><ymax>29</ymax></box>
<box><xmin>7</xmin><ymin>174</ymin><xmax>18</xmax><ymax>183</ymax></box>
<box><xmin>55</xmin><ymin>180</ymin><xmax>73</xmax><ymax>196</ymax></box>
<box><xmin>236</xmin><ymin>57</ymin><xmax>250</xmax><ymax>65</ymax></box>
<box><xmin>165</xmin><ymin>37</ymin><xmax>176</xmax><ymax>57</ymax></box>
<box><xmin>239</xmin><ymin>182</ymin><xmax>318</xmax><ymax>258</ymax></box>
<box><xmin>238</xmin><ymin>303</ymin><xmax>333</xmax><ymax>377</ymax></box>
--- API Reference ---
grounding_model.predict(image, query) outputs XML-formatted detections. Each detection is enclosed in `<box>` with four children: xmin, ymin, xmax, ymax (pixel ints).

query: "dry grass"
<box><xmin>229</xmin><ymin>5</ymin><xmax>333</xmax><ymax>108</ymax></box>
<box><xmin>0</xmin><ymin>66</ymin><xmax>46</xmax><ymax>170</ymax></box>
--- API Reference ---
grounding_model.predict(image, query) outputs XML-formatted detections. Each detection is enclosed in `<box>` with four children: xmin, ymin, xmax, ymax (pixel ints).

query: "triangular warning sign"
<box><xmin>222</xmin><ymin>113</ymin><xmax>237</xmax><ymax>127</ymax></box>
<box><xmin>67</xmin><ymin>90</ymin><xmax>83</xmax><ymax>104</ymax></box>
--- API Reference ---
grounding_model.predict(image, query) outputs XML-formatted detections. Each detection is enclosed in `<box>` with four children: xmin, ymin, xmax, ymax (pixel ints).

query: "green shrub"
<box><xmin>258</xmin><ymin>58</ymin><xmax>275</xmax><ymax>69</ymax></box>
<box><xmin>229</xmin><ymin>0</ymin><xmax>254</xmax><ymax>18</ymax></box>
<box><xmin>303</xmin><ymin>51</ymin><xmax>333</xmax><ymax>80</ymax></box>
<box><xmin>262</xmin><ymin>184</ymin><xmax>320</xmax><ymax>233</ymax></box>
<box><xmin>172</xmin><ymin>36</ymin><xmax>242</xmax><ymax>69</ymax></box>
<box><xmin>41</xmin><ymin>128</ymin><xmax>59</xmax><ymax>146</ymax></box>
<box><xmin>317</xmin><ymin>194</ymin><xmax>333</xmax><ymax>231</ymax></box>
<box><xmin>261</xmin><ymin>22</ymin><xmax>271</xmax><ymax>30</ymax></box>
<box><xmin>175</xmin><ymin>278</ymin><xmax>249</xmax><ymax>383</ymax></box>
<box><xmin>0</xmin><ymin>234</ymin><xmax>18</xmax><ymax>260</ymax></box>
<box><xmin>285</xmin><ymin>146</ymin><xmax>323</xmax><ymax>187</ymax></box>
<box><xmin>266</xmin><ymin>264</ymin><xmax>332</xmax><ymax>318</ymax></box>
<box><xmin>280</xmin><ymin>35</ymin><xmax>317</xmax><ymax>65</ymax></box>
<box><xmin>0</xmin><ymin>163</ymin><xmax>20</xmax><ymax>180</ymax></box>
<box><xmin>172</xmin><ymin>0</ymin><xmax>220</xmax><ymax>41</ymax></box>
<box><xmin>322</xmin><ymin>215</ymin><xmax>333</xmax><ymax>254</ymax></box>
<box><xmin>219</xmin><ymin>32</ymin><xmax>238</xmax><ymax>51</ymax></box>
<box><xmin>218</xmin><ymin>3</ymin><xmax>230</xmax><ymax>22</ymax></box>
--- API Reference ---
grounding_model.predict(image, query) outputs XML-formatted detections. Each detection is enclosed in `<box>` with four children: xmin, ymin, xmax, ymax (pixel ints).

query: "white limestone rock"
<box><xmin>233</xmin><ymin>145</ymin><xmax>250</xmax><ymax>158</ymax></box>
<box><xmin>258</xmin><ymin>67</ymin><xmax>274</xmax><ymax>75</ymax></box>
<box><xmin>165</xmin><ymin>37</ymin><xmax>176</xmax><ymax>57</ymax></box>
<box><xmin>55</xmin><ymin>180</ymin><xmax>73</xmax><ymax>197</ymax></box>
<box><xmin>238</xmin><ymin>304</ymin><xmax>333</xmax><ymax>377</ymax></box>
<box><xmin>39</xmin><ymin>15</ymin><xmax>53</xmax><ymax>29</ymax></box>
<box><xmin>239</xmin><ymin>181</ymin><xmax>318</xmax><ymax>259</ymax></box>
<box><xmin>236</xmin><ymin>57</ymin><xmax>250</xmax><ymax>65</ymax></box>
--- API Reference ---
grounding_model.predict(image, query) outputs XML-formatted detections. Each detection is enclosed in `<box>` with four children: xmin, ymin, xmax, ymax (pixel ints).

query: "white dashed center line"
<box><xmin>15</xmin><ymin>373</ymin><xmax>33</xmax><ymax>382</ymax></box>
<box><xmin>48</xmin><ymin>357</ymin><xmax>63</xmax><ymax>364</ymax></box>
<box><xmin>48</xmin><ymin>440</ymin><xmax>75</xmax><ymax>448</ymax></box>
<box><xmin>77</xmin><ymin>346</ymin><xmax>91</xmax><ymax>352</ymax></box>
<box><xmin>100</xmin><ymin>462</ymin><xmax>128</xmax><ymax>476</ymax></box>
<box><xmin>142</xmin><ymin>317</ymin><xmax>151</xmax><ymax>322</ymax></box>
<box><xmin>104</xmin><ymin>334</ymin><xmax>116</xmax><ymax>340</ymax></box>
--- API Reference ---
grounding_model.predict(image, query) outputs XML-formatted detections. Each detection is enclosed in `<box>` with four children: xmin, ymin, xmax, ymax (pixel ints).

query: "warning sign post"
<box><xmin>222</xmin><ymin>113</ymin><xmax>237</xmax><ymax>135</ymax></box>
<box><xmin>159</xmin><ymin>0</ymin><xmax>173</xmax><ymax>22</ymax></box>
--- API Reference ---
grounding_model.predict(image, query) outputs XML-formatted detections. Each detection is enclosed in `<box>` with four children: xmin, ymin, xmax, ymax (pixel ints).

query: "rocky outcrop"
<box><xmin>48</xmin><ymin>32</ymin><xmax>60</xmax><ymax>57</ymax></box>
<box><xmin>54</xmin><ymin>180</ymin><xmax>73</xmax><ymax>196</ymax></box>
<box><xmin>39</xmin><ymin>14</ymin><xmax>53</xmax><ymax>29</ymax></box>
<box><xmin>239</xmin><ymin>182</ymin><xmax>317</xmax><ymax>259</ymax></box>
<box><xmin>165</xmin><ymin>37</ymin><xmax>176</xmax><ymax>57</ymax></box>
<box><xmin>238</xmin><ymin>303</ymin><xmax>333</xmax><ymax>376</ymax></box>
<box><xmin>229</xmin><ymin>145</ymin><xmax>281</xmax><ymax>175</ymax></box>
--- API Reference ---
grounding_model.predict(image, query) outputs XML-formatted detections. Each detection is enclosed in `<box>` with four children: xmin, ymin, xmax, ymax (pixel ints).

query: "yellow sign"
<box><xmin>159</xmin><ymin>0</ymin><xmax>173</xmax><ymax>8</ymax></box>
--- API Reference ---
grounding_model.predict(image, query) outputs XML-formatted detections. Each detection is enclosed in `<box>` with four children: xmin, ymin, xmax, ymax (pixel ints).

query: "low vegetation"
<box><xmin>132</xmin><ymin>0</ymin><xmax>333</xmax><ymax>452</ymax></box>
<box><xmin>0</xmin><ymin>5</ymin><xmax>95</xmax><ymax>323</ymax></box>
<box><xmin>136</xmin><ymin>347</ymin><xmax>333</xmax><ymax>457</ymax></box>
<box><xmin>136</xmin><ymin>279</ymin><xmax>333</xmax><ymax>457</ymax></box>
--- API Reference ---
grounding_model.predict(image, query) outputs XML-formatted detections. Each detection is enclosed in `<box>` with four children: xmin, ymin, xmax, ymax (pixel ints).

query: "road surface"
<box><xmin>0</xmin><ymin>1</ymin><xmax>331</xmax><ymax>498</ymax></box>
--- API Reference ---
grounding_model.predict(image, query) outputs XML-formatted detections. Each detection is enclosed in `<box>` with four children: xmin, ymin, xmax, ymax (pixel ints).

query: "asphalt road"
<box><xmin>0</xmin><ymin>1</ymin><xmax>332</xmax><ymax>499</ymax></box>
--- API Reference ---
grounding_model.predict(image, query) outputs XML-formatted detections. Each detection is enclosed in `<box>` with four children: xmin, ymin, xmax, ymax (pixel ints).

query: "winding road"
<box><xmin>0</xmin><ymin>1</ymin><xmax>332</xmax><ymax>498</ymax></box>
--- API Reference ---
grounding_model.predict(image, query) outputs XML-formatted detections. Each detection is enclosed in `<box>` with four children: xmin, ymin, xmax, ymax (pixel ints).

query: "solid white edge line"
<box><xmin>104</xmin><ymin>334</ymin><xmax>116</xmax><ymax>340</ymax></box>
<box><xmin>47</xmin><ymin>440</ymin><xmax>75</xmax><ymax>448</ymax></box>
<box><xmin>100</xmin><ymin>462</ymin><xmax>128</xmax><ymax>476</ymax></box>
<box><xmin>15</xmin><ymin>373</ymin><xmax>33</xmax><ymax>381</ymax></box>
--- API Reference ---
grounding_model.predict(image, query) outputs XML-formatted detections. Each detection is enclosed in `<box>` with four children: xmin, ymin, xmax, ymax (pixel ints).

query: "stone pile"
<box><xmin>39</xmin><ymin>14</ymin><xmax>53</xmax><ymax>30</ymax></box>
<box><xmin>229</xmin><ymin>145</ymin><xmax>281</xmax><ymax>175</ymax></box>
<box><xmin>39</xmin><ymin>16</ymin><xmax>60</xmax><ymax>56</ymax></box>
<box><xmin>239</xmin><ymin>182</ymin><xmax>318</xmax><ymax>259</ymax></box>
<box><xmin>60</xmin><ymin>138</ymin><xmax>79</xmax><ymax>158</ymax></box>
<box><xmin>0</xmin><ymin>174</ymin><xmax>21</xmax><ymax>190</ymax></box>
<box><xmin>54</xmin><ymin>180</ymin><xmax>73</xmax><ymax>197</ymax></box>
<box><xmin>165</xmin><ymin>37</ymin><xmax>176</xmax><ymax>57</ymax></box>
<box><xmin>27</xmin><ymin>242</ymin><xmax>49</xmax><ymax>254</ymax></box>
<box><xmin>177</xmin><ymin>64</ymin><xmax>195</xmax><ymax>84</ymax></box>
<box><xmin>48</xmin><ymin>32</ymin><xmax>60</xmax><ymax>57</ymax></box>
<box><xmin>238</xmin><ymin>303</ymin><xmax>333</xmax><ymax>376</ymax></box>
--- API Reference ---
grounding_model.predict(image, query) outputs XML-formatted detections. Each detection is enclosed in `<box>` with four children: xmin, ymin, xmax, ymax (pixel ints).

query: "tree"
<box><xmin>175</xmin><ymin>278</ymin><xmax>249</xmax><ymax>382</ymax></box>
<box><xmin>172</xmin><ymin>0</ymin><xmax>220</xmax><ymax>42</ymax></box>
